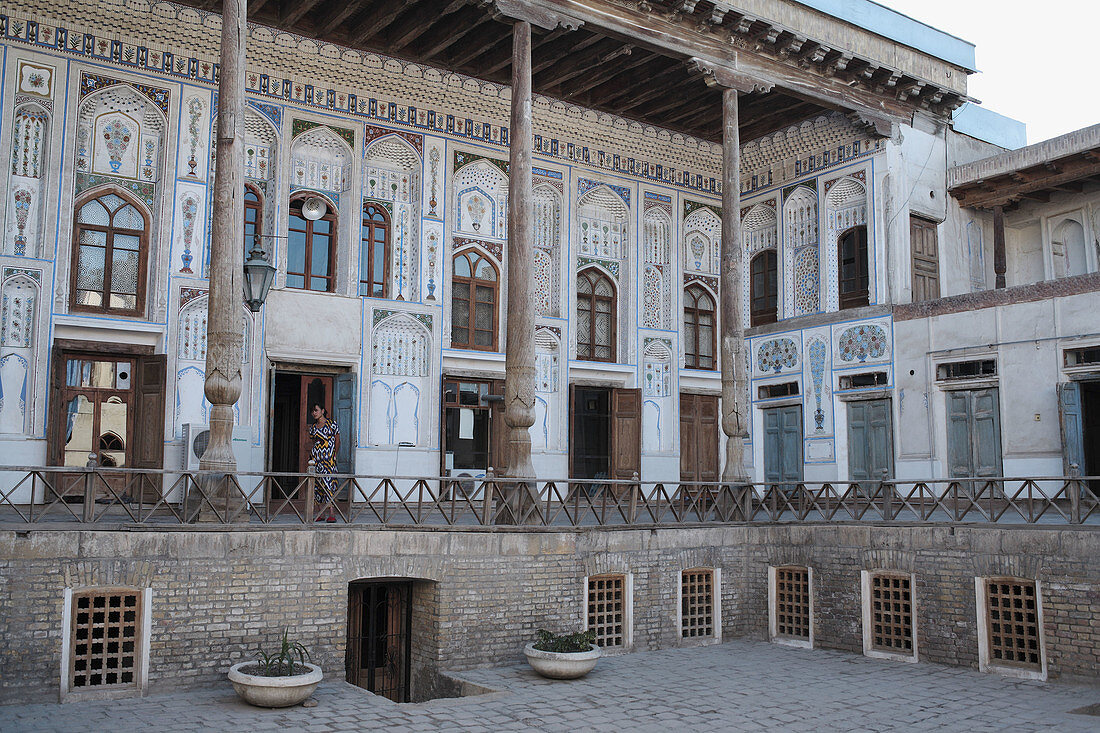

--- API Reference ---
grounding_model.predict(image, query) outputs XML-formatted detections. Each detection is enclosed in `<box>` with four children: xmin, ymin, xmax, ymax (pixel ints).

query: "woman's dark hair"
<box><xmin>312</xmin><ymin>403</ymin><xmax>328</xmax><ymax>418</ymax></box>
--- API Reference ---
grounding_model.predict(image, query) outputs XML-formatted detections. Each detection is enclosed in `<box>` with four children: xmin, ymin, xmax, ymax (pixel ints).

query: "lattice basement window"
<box><xmin>681</xmin><ymin>569</ymin><xmax>714</xmax><ymax>639</ymax></box>
<box><xmin>587</xmin><ymin>574</ymin><xmax>626</xmax><ymax>648</ymax></box>
<box><xmin>773</xmin><ymin>566</ymin><xmax>810</xmax><ymax>641</ymax></box>
<box><xmin>69</xmin><ymin>589</ymin><xmax>142</xmax><ymax>691</ymax></box>
<box><xmin>870</xmin><ymin>574</ymin><xmax>913</xmax><ymax>653</ymax></box>
<box><xmin>985</xmin><ymin>578</ymin><xmax>1042</xmax><ymax>670</ymax></box>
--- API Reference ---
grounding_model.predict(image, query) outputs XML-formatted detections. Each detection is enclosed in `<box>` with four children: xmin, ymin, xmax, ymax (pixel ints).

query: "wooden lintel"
<box><xmin>688</xmin><ymin>57</ymin><xmax>774</xmax><ymax>93</ymax></box>
<box><xmin>484</xmin><ymin>0</ymin><xmax>584</xmax><ymax>30</ymax></box>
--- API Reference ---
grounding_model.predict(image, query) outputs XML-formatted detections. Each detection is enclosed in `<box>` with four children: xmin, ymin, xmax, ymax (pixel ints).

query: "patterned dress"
<box><xmin>308</xmin><ymin>418</ymin><xmax>340</xmax><ymax>504</ymax></box>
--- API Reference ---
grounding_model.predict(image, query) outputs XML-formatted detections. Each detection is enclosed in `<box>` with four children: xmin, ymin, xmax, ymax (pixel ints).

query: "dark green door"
<box><xmin>947</xmin><ymin>388</ymin><xmax>1002</xmax><ymax>478</ymax></box>
<box><xmin>764</xmin><ymin>405</ymin><xmax>803</xmax><ymax>485</ymax></box>
<box><xmin>848</xmin><ymin>399</ymin><xmax>894</xmax><ymax>481</ymax></box>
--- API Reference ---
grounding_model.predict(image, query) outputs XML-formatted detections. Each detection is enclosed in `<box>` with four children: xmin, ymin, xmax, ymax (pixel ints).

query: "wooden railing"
<box><xmin>0</xmin><ymin>466</ymin><xmax>1096</xmax><ymax>527</ymax></box>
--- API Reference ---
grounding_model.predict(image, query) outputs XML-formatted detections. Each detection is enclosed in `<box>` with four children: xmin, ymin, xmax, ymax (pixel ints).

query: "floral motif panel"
<box><xmin>642</xmin><ymin>265</ymin><xmax>664</xmax><ymax>329</ymax></box>
<box><xmin>10</xmin><ymin>106</ymin><xmax>47</xmax><ymax>179</ymax></box>
<box><xmin>535</xmin><ymin>329</ymin><xmax>560</xmax><ymax>393</ymax></box>
<box><xmin>371</xmin><ymin>316</ymin><xmax>429</xmax><ymax>377</ymax></box>
<box><xmin>290</xmin><ymin>126</ymin><xmax>351</xmax><ymax>193</ymax></box>
<box><xmin>807</xmin><ymin>339</ymin><xmax>828</xmax><ymax>433</ymax></box>
<box><xmin>757</xmin><ymin>338</ymin><xmax>799</xmax><ymax>374</ymax></box>
<box><xmin>454</xmin><ymin>160</ymin><xmax>507</xmax><ymax>239</ymax></box>
<box><xmin>793</xmin><ymin>247</ymin><xmax>819</xmax><ymax>316</ymax></box>
<box><xmin>837</xmin><ymin>324</ymin><xmax>887</xmax><ymax>363</ymax></box>
<box><xmin>0</xmin><ymin>276</ymin><xmax>36</xmax><ymax>348</ymax></box>
<box><xmin>534</xmin><ymin>249</ymin><xmax>553</xmax><ymax>317</ymax></box>
<box><xmin>683</xmin><ymin>207</ymin><xmax>721</xmax><ymax>275</ymax></box>
<box><xmin>578</xmin><ymin>185</ymin><xmax>628</xmax><ymax>261</ymax></box>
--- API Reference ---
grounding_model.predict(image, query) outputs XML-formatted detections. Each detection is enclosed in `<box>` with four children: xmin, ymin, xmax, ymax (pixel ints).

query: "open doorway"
<box><xmin>268</xmin><ymin>368</ymin><xmax>355</xmax><ymax>507</ymax></box>
<box><xmin>569</xmin><ymin>386</ymin><xmax>640</xmax><ymax>488</ymax></box>
<box><xmin>347</xmin><ymin>580</ymin><xmax>412</xmax><ymax>703</ymax></box>
<box><xmin>1084</xmin><ymin>382</ymin><xmax>1100</xmax><ymax>484</ymax></box>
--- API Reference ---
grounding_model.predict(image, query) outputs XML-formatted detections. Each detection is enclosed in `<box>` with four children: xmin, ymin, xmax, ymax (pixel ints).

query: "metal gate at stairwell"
<box><xmin>347</xmin><ymin>580</ymin><xmax>411</xmax><ymax>703</ymax></box>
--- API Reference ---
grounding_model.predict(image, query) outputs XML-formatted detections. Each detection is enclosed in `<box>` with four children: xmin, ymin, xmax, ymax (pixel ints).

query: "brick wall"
<box><xmin>0</xmin><ymin>524</ymin><xmax>1096</xmax><ymax>704</ymax></box>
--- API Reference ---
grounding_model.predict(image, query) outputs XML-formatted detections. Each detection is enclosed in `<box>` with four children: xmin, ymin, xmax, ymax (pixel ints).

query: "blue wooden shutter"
<box><xmin>947</xmin><ymin>391</ymin><xmax>973</xmax><ymax>477</ymax></box>
<box><xmin>1058</xmin><ymin>382</ymin><xmax>1085</xmax><ymax>475</ymax></box>
<box><xmin>780</xmin><ymin>405</ymin><xmax>803</xmax><ymax>482</ymax></box>
<box><xmin>335</xmin><ymin>372</ymin><xmax>356</xmax><ymax>475</ymax></box>
<box><xmin>848</xmin><ymin>401</ymin><xmax>870</xmax><ymax>481</ymax></box>
<box><xmin>972</xmin><ymin>388</ymin><xmax>1002</xmax><ymax>477</ymax></box>
<box><xmin>764</xmin><ymin>408</ymin><xmax>781</xmax><ymax>483</ymax></box>
<box><xmin>868</xmin><ymin>398</ymin><xmax>894</xmax><ymax>479</ymax></box>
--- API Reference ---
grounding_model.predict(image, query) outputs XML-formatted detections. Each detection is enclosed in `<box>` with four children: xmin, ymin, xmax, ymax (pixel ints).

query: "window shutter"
<box><xmin>133</xmin><ymin>354</ymin><xmax>166</xmax><ymax>470</ymax></box>
<box><xmin>947</xmin><ymin>391</ymin><xmax>974</xmax><ymax>477</ymax></box>
<box><xmin>679</xmin><ymin>393</ymin><xmax>697</xmax><ymax>482</ymax></box>
<box><xmin>698</xmin><ymin>395</ymin><xmax>719</xmax><ymax>482</ymax></box>
<box><xmin>489</xmin><ymin>379</ymin><xmax>507</xmax><ymax>474</ymax></box>
<box><xmin>763</xmin><ymin>408</ymin><xmax>782</xmax><ymax>483</ymax></box>
<box><xmin>610</xmin><ymin>388</ymin><xmax>641</xmax><ymax>481</ymax></box>
<box><xmin>848</xmin><ymin>400</ymin><xmax>870</xmax><ymax>481</ymax></box>
<box><xmin>335</xmin><ymin>372</ymin><xmax>356</xmax><ymax>475</ymax></box>
<box><xmin>780</xmin><ymin>405</ymin><xmax>803</xmax><ymax>483</ymax></box>
<box><xmin>869</xmin><ymin>398</ymin><xmax>894</xmax><ymax>480</ymax></box>
<box><xmin>911</xmin><ymin>216</ymin><xmax>940</xmax><ymax>302</ymax></box>
<box><xmin>47</xmin><ymin>347</ymin><xmax>66</xmax><ymax>466</ymax></box>
<box><xmin>1058</xmin><ymin>382</ymin><xmax>1085</xmax><ymax>475</ymax></box>
<box><xmin>972</xmin><ymin>388</ymin><xmax>1003</xmax><ymax>478</ymax></box>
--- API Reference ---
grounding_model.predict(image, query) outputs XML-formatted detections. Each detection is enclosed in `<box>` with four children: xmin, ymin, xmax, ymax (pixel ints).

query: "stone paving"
<box><xmin>4</xmin><ymin>640</ymin><xmax>1099</xmax><ymax>732</ymax></box>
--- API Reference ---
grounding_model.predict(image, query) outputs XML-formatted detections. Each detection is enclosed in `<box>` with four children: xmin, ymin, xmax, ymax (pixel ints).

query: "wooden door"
<box><xmin>346</xmin><ymin>581</ymin><xmax>411</xmax><ymax>703</ymax></box>
<box><xmin>910</xmin><ymin>216</ymin><xmax>940</xmax><ymax>302</ymax></box>
<box><xmin>847</xmin><ymin>399</ymin><xmax>894</xmax><ymax>481</ymax></box>
<box><xmin>611</xmin><ymin>388</ymin><xmax>641</xmax><ymax>483</ymax></box>
<box><xmin>947</xmin><ymin>389</ymin><xmax>1003</xmax><ymax>478</ymax></box>
<box><xmin>764</xmin><ymin>405</ymin><xmax>803</xmax><ymax>485</ymax></box>
<box><xmin>296</xmin><ymin>374</ymin><xmax>334</xmax><ymax>474</ymax></box>
<box><xmin>679</xmin><ymin>393</ymin><xmax>719</xmax><ymax>483</ymax></box>
<box><xmin>334</xmin><ymin>372</ymin><xmax>356</xmax><ymax>476</ymax></box>
<box><xmin>1058</xmin><ymin>382</ymin><xmax>1085</xmax><ymax>476</ymax></box>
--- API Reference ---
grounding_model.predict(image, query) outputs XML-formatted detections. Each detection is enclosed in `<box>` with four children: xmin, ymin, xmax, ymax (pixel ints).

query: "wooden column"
<box><xmin>199</xmin><ymin>0</ymin><xmax>247</xmax><ymax>518</ymax></box>
<box><xmin>992</xmin><ymin>205</ymin><xmax>1006</xmax><ymax>289</ymax></box>
<box><xmin>720</xmin><ymin>88</ymin><xmax>749</xmax><ymax>482</ymax></box>
<box><xmin>502</xmin><ymin>19</ymin><xmax>536</xmax><ymax>480</ymax></box>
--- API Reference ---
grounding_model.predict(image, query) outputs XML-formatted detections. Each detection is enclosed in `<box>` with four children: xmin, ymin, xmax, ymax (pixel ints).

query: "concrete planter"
<box><xmin>523</xmin><ymin>643</ymin><xmax>600</xmax><ymax>680</ymax></box>
<box><xmin>228</xmin><ymin>662</ymin><xmax>323</xmax><ymax>708</ymax></box>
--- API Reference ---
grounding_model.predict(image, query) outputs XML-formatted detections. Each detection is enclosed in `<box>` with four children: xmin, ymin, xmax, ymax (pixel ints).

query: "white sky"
<box><xmin>880</xmin><ymin>0</ymin><xmax>1098</xmax><ymax>144</ymax></box>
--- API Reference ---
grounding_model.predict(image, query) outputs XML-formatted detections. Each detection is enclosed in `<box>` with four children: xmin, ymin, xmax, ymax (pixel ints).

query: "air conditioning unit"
<box><xmin>183</xmin><ymin>423</ymin><xmax>251</xmax><ymax>470</ymax></box>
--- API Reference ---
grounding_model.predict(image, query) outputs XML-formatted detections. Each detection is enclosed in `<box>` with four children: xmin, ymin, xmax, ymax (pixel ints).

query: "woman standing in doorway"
<box><xmin>308</xmin><ymin>403</ymin><xmax>340</xmax><ymax>522</ymax></box>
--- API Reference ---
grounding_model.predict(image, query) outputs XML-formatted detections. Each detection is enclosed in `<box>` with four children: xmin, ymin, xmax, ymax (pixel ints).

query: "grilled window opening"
<box><xmin>680</xmin><ymin>568</ymin><xmax>715</xmax><ymax>639</ymax></box>
<box><xmin>587</xmin><ymin>574</ymin><xmax>627</xmax><ymax>648</ymax></box>
<box><xmin>985</xmin><ymin>578</ymin><xmax>1042</xmax><ymax>671</ymax></box>
<box><xmin>68</xmin><ymin>588</ymin><xmax>143</xmax><ymax>692</ymax></box>
<box><xmin>870</xmin><ymin>573</ymin><xmax>914</xmax><ymax>654</ymax></box>
<box><xmin>937</xmin><ymin>359</ymin><xmax>997</xmax><ymax>381</ymax></box>
<box><xmin>774</xmin><ymin>566</ymin><xmax>811</xmax><ymax>640</ymax></box>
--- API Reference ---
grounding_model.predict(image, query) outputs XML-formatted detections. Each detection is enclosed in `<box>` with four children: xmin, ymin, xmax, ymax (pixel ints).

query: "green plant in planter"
<box><xmin>533</xmin><ymin>629</ymin><xmax>596</xmax><ymax>653</ymax></box>
<box><xmin>253</xmin><ymin>627</ymin><xmax>311</xmax><ymax>677</ymax></box>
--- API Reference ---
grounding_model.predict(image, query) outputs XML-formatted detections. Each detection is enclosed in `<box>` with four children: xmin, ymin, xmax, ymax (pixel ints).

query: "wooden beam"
<box><xmin>450</xmin><ymin>31</ymin><xmax>511</xmax><ymax>68</ymax></box>
<box><xmin>417</xmin><ymin>12</ymin><xmax>493</xmax><ymax>59</ymax></box>
<box><xmin>281</xmin><ymin>0</ymin><xmax>324</xmax><ymax>28</ymax></box>
<box><xmin>387</xmin><ymin>0</ymin><xmax>468</xmax><ymax>50</ymax></box>
<box><xmin>314</xmin><ymin>0</ymin><xmax>365</xmax><ymax>37</ymax></box>
<box><xmin>249</xmin><ymin>0</ymin><xmax>274</xmax><ymax>15</ymax></box>
<box><xmin>534</xmin><ymin>38</ymin><xmax>624</xmax><ymax>89</ymax></box>
<box><xmin>952</xmin><ymin>154</ymin><xmax>1100</xmax><ymax>209</ymax></box>
<box><xmin>351</xmin><ymin>0</ymin><xmax>414</xmax><ymax>44</ymax></box>
<box><xmin>532</xmin><ymin>32</ymin><xmax>602</xmax><ymax>75</ymax></box>
<box><xmin>558</xmin><ymin>50</ymin><xmax>656</xmax><ymax>98</ymax></box>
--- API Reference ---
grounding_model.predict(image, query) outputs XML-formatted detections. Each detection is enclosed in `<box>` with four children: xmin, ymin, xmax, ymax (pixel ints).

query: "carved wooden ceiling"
<box><xmin>184</xmin><ymin>0</ymin><xmax>966</xmax><ymax>144</ymax></box>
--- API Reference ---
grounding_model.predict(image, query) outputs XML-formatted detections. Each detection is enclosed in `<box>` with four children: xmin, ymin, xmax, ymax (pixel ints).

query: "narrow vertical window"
<box><xmin>838</xmin><ymin>225</ymin><xmax>870</xmax><ymax>309</ymax></box>
<box><xmin>451</xmin><ymin>251</ymin><xmax>498</xmax><ymax>351</ymax></box>
<box><xmin>243</xmin><ymin>184</ymin><xmax>263</xmax><ymax>253</ymax></box>
<box><xmin>750</xmin><ymin>250</ymin><xmax>778</xmax><ymax>326</ymax></box>
<box><xmin>910</xmin><ymin>215</ymin><xmax>940</xmax><ymax>302</ymax></box>
<box><xmin>684</xmin><ymin>285</ymin><xmax>716</xmax><ymax>370</ymax></box>
<box><xmin>71</xmin><ymin>191</ymin><xmax>148</xmax><ymax>315</ymax></box>
<box><xmin>984</xmin><ymin>578</ymin><xmax>1041</xmax><ymax>671</ymax></box>
<box><xmin>69</xmin><ymin>589</ymin><xmax>143</xmax><ymax>692</ymax></box>
<box><xmin>287</xmin><ymin>195</ymin><xmax>336</xmax><ymax>292</ymax></box>
<box><xmin>770</xmin><ymin>565</ymin><xmax>811</xmax><ymax>646</ymax></box>
<box><xmin>680</xmin><ymin>568</ymin><xmax>716</xmax><ymax>639</ymax></box>
<box><xmin>360</xmin><ymin>203</ymin><xmax>390</xmax><ymax>298</ymax></box>
<box><xmin>577</xmin><ymin>267</ymin><xmax>616</xmax><ymax>362</ymax></box>
<box><xmin>587</xmin><ymin>574</ymin><xmax>627</xmax><ymax>648</ymax></box>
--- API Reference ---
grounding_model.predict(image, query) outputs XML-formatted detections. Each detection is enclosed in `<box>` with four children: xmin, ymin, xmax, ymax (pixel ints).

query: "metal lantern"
<box><xmin>243</xmin><ymin>236</ymin><xmax>276</xmax><ymax>312</ymax></box>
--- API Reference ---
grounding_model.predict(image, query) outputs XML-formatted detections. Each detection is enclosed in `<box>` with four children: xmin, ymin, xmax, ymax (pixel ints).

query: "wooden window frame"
<box><xmin>287</xmin><ymin>194</ymin><xmax>337</xmax><ymax>293</ymax></box>
<box><xmin>679</xmin><ymin>567</ymin><xmax>721</xmax><ymax>642</ymax></box>
<box><xmin>684</xmin><ymin>284</ymin><xmax>717</xmax><ymax>370</ymax></box>
<box><xmin>910</xmin><ymin>214</ymin><xmax>940</xmax><ymax>303</ymax></box>
<box><xmin>861</xmin><ymin>570</ymin><xmax>918</xmax><ymax>662</ymax></box>
<box><xmin>838</xmin><ymin>225</ymin><xmax>870</xmax><ymax>310</ymax></box>
<box><xmin>585</xmin><ymin>573</ymin><xmax>632</xmax><ymax>649</ymax></box>
<box><xmin>749</xmin><ymin>250</ymin><xmax>778</xmax><ymax>326</ymax></box>
<box><xmin>244</xmin><ymin>183</ymin><xmax>263</xmax><ymax>253</ymax></box>
<box><xmin>976</xmin><ymin>577</ymin><xmax>1046</xmax><ymax>679</ymax></box>
<box><xmin>576</xmin><ymin>267</ymin><xmax>617</xmax><ymax>363</ymax></box>
<box><xmin>359</xmin><ymin>202</ymin><xmax>391</xmax><ymax>298</ymax></box>
<box><xmin>769</xmin><ymin>565</ymin><xmax>812</xmax><ymax>648</ymax></box>
<box><xmin>61</xmin><ymin>586</ymin><xmax>150</xmax><ymax>701</ymax></box>
<box><xmin>450</xmin><ymin>250</ymin><xmax>499</xmax><ymax>352</ymax></box>
<box><xmin>70</xmin><ymin>188</ymin><xmax>150</xmax><ymax>317</ymax></box>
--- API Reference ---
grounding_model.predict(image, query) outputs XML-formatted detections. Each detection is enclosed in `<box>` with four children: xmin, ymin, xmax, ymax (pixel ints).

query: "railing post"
<box><xmin>305</xmin><ymin>460</ymin><xmax>316</xmax><ymax>523</ymax></box>
<box><xmin>82</xmin><ymin>452</ymin><xmax>98</xmax><ymax>523</ymax></box>
<box><xmin>628</xmin><ymin>472</ymin><xmax>640</xmax><ymax>524</ymax></box>
<box><xmin>880</xmin><ymin>470</ymin><xmax>892</xmax><ymax>521</ymax></box>
<box><xmin>482</xmin><ymin>467</ymin><xmax>495</xmax><ymax>526</ymax></box>
<box><xmin>743</xmin><ymin>483</ymin><xmax>753</xmax><ymax>522</ymax></box>
<box><xmin>1069</xmin><ymin>463</ymin><xmax>1082</xmax><ymax>525</ymax></box>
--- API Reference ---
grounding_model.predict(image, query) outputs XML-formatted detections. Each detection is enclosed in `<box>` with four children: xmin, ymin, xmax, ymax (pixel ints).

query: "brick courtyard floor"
<box><xmin>4</xmin><ymin>640</ymin><xmax>1099</xmax><ymax>732</ymax></box>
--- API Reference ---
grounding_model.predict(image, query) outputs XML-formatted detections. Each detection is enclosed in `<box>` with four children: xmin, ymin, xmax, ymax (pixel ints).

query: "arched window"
<box><xmin>684</xmin><ymin>285</ymin><xmax>716</xmax><ymax>370</ymax></box>
<box><xmin>287</xmin><ymin>195</ymin><xmax>336</xmax><ymax>292</ymax></box>
<box><xmin>360</xmin><ymin>203</ymin><xmax>390</xmax><ymax>298</ymax></box>
<box><xmin>71</xmin><ymin>190</ymin><xmax>148</xmax><ymax>315</ymax></box>
<box><xmin>838</xmin><ymin>225</ymin><xmax>869</xmax><ymax>309</ymax></box>
<box><xmin>244</xmin><ymin>184</ymin><xmax>263</xmax><ymax>253</ymax></box>
<box><xmin>451</xmin><ymin>250</ymin><xmax>498</xmax><ymax>351</ymax></box>
<box><xmin>577</xmin><ymin>268</ymin><xmax>616</xmax><ymax>363</ymax></box>
<box><xmin>750</xmin><ymin>250</ymin><xmax>778</xmax><ymax>326</ymax></box>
